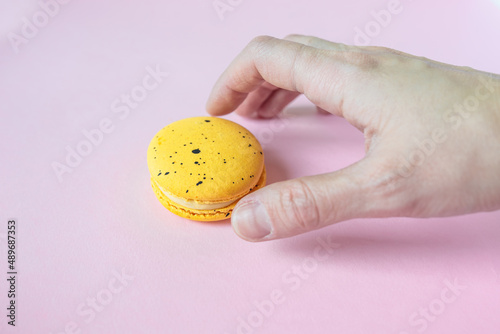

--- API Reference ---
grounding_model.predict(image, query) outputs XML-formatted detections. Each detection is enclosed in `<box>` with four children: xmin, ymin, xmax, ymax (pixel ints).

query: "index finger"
<box><xmin>205</xmin><ymin>35</ymin><xmax>351</xmax><ymax>116</ymax></box>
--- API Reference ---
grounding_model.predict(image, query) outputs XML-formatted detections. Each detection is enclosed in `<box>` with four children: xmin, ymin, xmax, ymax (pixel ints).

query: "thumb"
<box><xmin>231</xmin><ymin>157</ymin><xmax>395</xmax><ymax>241</ymax></box>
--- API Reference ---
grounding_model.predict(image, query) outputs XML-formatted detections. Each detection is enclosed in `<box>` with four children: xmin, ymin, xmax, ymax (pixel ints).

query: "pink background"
<box><xmin>1</xmin><ymin>0</ymin><xmax>500</xmax><ymax>333</ymax></box>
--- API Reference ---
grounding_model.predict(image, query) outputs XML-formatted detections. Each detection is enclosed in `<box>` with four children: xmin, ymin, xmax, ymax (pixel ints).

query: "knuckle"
<box><xmin>292</xmin><ymin>43</ymin><xmax>311</xmax><ymax>66</ymax></box>
<box><xmin>277</xmin><ymin>179</ymin><xmax>322</xmax><ymax>233</ymax></box>
<box><xmin>301</xmin><ymin>35</ymin><xmax>319</xmax><ymax>47</ymax></box>
<box><xmin>248</xmin><ymin>35</ymin><xmax>274</xmax><ymax>53</ymax></box>
<box><xmin>362</xmin><ymin>45</ymin><xmax>391</xmax><ymax>53</ymax></box>
<box><xmin>284</xmin><ymin>34</ymin><xmax>318</xmax><ymax>47</ymax></box>
<box><xmin>284</xmin><ymin>33</ymin><xmax>302</xmax><ymax>40</ymax></box>
<box><xmin>290</xmin><ymin>43</ymin><xmax>317</xmax><ymax>91</ymax></box>
<box><xmin>347</xmin><ymin>51</ymin><xmax>380</xmax><ymax>70</ymax></box>
<box><xmin>332</xmin><ymin>46</ymin><xmax>386</xmax><ymax>71</ymax></box>
<box><xmin>335</xmin><ymin>42</ymin><xmax>350</xmax><ymax>52</ymax></box>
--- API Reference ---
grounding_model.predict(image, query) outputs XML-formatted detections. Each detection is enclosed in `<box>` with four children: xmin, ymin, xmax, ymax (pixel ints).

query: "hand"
<box><xmin>206</xmin><ymin>35</ymin><xmax>500</xmax><ymax>242</ymax></box>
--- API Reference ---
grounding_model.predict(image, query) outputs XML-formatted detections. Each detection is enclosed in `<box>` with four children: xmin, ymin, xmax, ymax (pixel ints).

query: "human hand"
<box><xmin>206</xmin><ymin>35</ymin><xmax>500</xmax><ymax>242</ymax></box>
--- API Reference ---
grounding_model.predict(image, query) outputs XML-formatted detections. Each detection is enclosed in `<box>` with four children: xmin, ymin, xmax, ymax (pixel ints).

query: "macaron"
<box><xmin>147</xmin><ymin>117</ymin><xmax>266</xmax><ymax>221</ymax></box>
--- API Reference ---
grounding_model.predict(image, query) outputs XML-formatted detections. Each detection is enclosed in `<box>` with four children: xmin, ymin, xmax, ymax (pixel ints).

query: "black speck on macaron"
<box><xmin>192</xmin><ymin>149</ymin><xmax>201</xmax><ymax>154</ymax></box>
<box><xmin>196</xmin><ymin>181</ymin><xmax>203</xmax><ymax>186</ymax></box>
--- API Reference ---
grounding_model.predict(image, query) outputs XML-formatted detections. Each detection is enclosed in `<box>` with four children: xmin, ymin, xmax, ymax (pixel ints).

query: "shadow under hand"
<box><xmin>274</xmin><ymin>218</ymin><xmax>498</xmax><ymax>276</ymax></box>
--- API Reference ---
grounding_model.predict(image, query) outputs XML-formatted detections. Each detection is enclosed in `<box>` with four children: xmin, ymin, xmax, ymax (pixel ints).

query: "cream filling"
<box><xmin>154</xmin><ymin>180</ymin><xmax>237</xmax><ymax>210</ymax></box>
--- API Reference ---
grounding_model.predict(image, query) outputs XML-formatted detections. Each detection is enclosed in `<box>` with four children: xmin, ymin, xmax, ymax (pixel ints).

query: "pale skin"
<box><xmin>206</xmin><ymin>35</ymin><xmax>500</xmax><ymax>242</ymax></box>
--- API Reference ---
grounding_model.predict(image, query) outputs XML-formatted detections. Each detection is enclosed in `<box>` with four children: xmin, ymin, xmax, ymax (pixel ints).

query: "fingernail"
<box><xmin>232</xmin><ymin>201</ymin><xmax>272</xmax><ymax>241</ymax></box>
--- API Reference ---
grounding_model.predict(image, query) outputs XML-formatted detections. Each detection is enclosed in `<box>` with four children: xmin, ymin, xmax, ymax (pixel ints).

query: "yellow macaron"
<box><xmin>147</xmin><ymin>117</ymin><xmax>266</xmax><ymax>221</ymax></box>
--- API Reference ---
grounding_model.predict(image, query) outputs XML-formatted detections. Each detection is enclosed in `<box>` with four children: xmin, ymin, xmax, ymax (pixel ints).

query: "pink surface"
<box><xmin>1</xmin><ymin>1</ymin><xmax>500</xmax><ymax>333</ymax></box>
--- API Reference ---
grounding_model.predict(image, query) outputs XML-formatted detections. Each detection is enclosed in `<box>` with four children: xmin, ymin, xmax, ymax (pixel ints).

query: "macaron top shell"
<box><xmin>147</xmin><ymin>117</ymin><xmax>264</xmax><ymax>204</ymax></box>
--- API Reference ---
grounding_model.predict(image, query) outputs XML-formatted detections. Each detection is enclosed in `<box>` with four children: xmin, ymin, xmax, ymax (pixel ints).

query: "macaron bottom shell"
<box><xmin>151</xmin><ymin>167</ymin><xmax>266</xmax><ymax>221</ymax></box>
